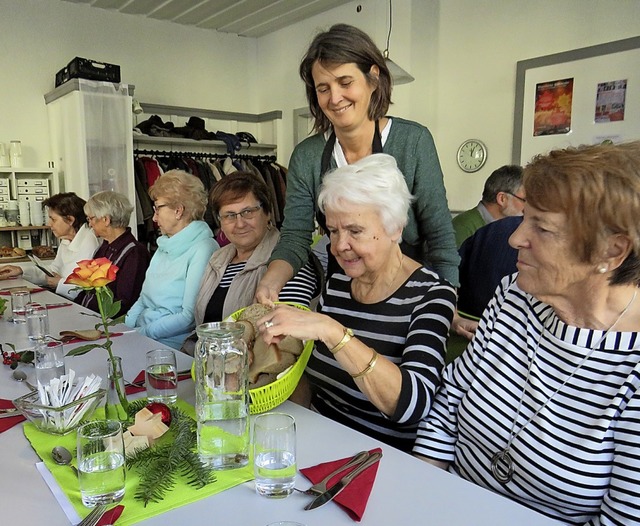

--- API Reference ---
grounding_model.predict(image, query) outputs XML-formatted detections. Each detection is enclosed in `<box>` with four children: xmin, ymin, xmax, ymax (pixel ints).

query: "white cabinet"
<box><xmin>45</xmin><ymin>79</ymin><xmax>137</xmax><ymax>233</ymax></box>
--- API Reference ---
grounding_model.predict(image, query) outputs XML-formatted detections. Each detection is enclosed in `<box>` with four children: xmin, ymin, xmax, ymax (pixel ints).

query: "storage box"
<box><xmin>55</xmin><ymin>57</ymin><xmax>121</xmax><ymax>87</ymax></box>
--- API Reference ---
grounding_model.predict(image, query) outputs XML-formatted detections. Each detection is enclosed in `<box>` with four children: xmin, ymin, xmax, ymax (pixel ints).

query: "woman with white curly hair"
<box><xmin>258</xmin><ymin>154</ymin><xmax>456</xmax><ymax>452</ymax></box>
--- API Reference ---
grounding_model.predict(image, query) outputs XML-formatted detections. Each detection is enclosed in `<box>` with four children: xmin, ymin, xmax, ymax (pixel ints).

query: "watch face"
<box><xmin>457</xmin><ymin>140</ymin><xmax>487</xmax><ymax>172</ymax></box>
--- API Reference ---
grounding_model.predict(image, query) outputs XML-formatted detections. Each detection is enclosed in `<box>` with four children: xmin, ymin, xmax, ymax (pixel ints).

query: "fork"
<box><xmin>295</xmin><ymin>450</ymin><xmax>370</xmax><ymax>496</ymax></box>
<box><xmin>77</xmin><ymin>504</ymin><xmax>107</xmax><ymax>526</ymax></box>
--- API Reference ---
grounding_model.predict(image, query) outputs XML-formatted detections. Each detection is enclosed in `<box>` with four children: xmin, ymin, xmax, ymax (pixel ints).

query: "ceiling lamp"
<box><xmin>383</xmin><ymin>0</ymin><xmax>414</xmax><ymax>85</ymax></box>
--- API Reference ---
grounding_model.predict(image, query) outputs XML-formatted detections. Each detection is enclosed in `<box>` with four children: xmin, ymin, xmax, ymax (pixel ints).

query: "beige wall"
<box><xmin>1</xmin><ymin>0</ymin><xmax>639</xmax><ymax>210</ymax></box>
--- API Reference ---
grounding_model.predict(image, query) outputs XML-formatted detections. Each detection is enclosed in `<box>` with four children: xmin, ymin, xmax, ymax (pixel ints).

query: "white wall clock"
<box><xmin>457</xmin><ymin>139</ymin><xmax>487</xmax><ymax>173</ymax></box>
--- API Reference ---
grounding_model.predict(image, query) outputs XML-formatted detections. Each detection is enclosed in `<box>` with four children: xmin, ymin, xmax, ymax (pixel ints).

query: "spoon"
<box><xmin>51</xmin><ymin>446</ymin><xmax>79</xmax><ymax>476</ymax></box>
<box><xmin>11</xmin><ymin>370</ymin><xmax>37</xmax><ymax>391</ymax></box>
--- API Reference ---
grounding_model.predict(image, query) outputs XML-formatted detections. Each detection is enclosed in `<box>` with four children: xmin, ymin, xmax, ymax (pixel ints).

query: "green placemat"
<box><xmin>24</xmin><ymin>400</ymin><xmax>254</xmax><ymax>525</ymax></box>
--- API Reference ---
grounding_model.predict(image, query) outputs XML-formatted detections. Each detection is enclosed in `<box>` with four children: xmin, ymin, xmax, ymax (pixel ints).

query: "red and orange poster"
<box><xmin>533</xmin><ymin>78</ymin><xmax>573</xmax><ymax>136</ymax></box>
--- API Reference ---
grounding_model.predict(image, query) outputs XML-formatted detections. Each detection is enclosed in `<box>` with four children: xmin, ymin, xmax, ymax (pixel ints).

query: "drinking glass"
<box><xmin>34</xmin><ymin>340</ymin><xmax>65</xmax><ymax>387</ymax></box>
<box><xmin>145</xmin><ymin>349</ymin><xmax>178</xmax><ymax>404</ymax></box>
<box><xmin>77</xmin><ymin>420</ymin><xmax>126</xmax><ymax>508</ymax></box>
<box><xmin>253</xmin><ymin>413</ymin><xmax>296</xmax><ymax>498</ymax></box>
<box><xmin>26</xmin><ymin>303</ymin><xmax>49</xmax><ymax>341</ymax></box>
<box><xmin>10</xmin><ymin>289</ymin><xmax>31</xmax><ymax>323</ymax></box>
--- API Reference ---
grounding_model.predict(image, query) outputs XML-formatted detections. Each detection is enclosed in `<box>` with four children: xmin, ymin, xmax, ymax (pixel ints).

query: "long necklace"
<box><xmin>490</xmin><ymin>289</ymin><xmax>638</xmax><ymax>484</ymax></box>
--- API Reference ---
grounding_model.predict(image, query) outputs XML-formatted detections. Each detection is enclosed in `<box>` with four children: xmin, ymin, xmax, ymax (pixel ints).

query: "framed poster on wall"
<box><xmin>512</xmin><ymin>36</ymin><xmax>640</xmax><ymax>166</ymax></box>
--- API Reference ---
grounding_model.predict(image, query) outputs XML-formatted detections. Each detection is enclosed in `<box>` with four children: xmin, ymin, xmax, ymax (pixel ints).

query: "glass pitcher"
<box><xmin>194</xmin><ymin>322</ymin><xmax>249</xmax><ymax>469</ymax></box>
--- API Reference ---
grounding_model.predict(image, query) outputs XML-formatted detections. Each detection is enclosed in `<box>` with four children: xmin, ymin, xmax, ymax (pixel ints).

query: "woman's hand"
<box><xmin>0</xmin><ymin>265</ymin><xmax>23</xmax><ymax>280</ymax></box>
<box><xmin>255</xmin><ymin>260</ymin><xmax>294</xmax><ymax>304</ymax></box>
<box><xmin>451</xmin><ymin>311</ymin><xmax>478</xmax><ymax>341</ymax></box>
<box><xmin>257</xmin><ymin>304</ymin><xmax>342</xmax><ymax>348</ymax></box>
<box><xmin>45</xmin><ymin>273</ymin><xmax>62</xmax><ymax>289</ymax></box>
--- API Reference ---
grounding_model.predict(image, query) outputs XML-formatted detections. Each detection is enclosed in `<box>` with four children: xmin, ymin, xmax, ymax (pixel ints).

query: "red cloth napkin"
<box><xmin>0</xmin><ymin>287</ymin><xmax>46</xmax><ymax>296</ymax></box>
<box><xmin>0</xmin><ymin>398</ymin><xmax>26</xmax><ymax>433</ymax></box>
<box><xmin>125</xmin><ymin>369</ymin><xmax>192</xmax><ymax>395</ymax></box>
<box><xmin>300</xmin><ymin>447</ymin><xmax>382</xmax><ymax>521</ymax></box>
<box><xmin>61</xmin><ymin>332</ymin><xmax>124</xmax><ymax>345</ymax></box>
<box><xmin>96</xmin><ymin>504</ymin><xmax>124</xmax><ymax>525</ymax></box>
<box><xmin>125</xmin><ymin>370</ymin><xmax>147</xmax><ymax>395</ymax></box>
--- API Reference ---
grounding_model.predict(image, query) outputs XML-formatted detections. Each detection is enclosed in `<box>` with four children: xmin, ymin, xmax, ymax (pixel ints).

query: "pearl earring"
<box><xmin>598</xmin><ymin>265</ymin><xmax>608</xmax><ymax>274</ymax></box>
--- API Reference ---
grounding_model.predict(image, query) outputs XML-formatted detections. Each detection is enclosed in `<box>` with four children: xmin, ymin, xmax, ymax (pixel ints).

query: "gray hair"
<box><xmin>318</xmin><ymin>153</ymin><xmax>413</xmax><ymax>237</ymax></box>
<box><xmin>481</xmin><ymin>165</ymin><xmax>524</xmax><ymax>203</ymax></box>
<box><xmin>84</xmin><ymin>191</ymin><xmax>133</xmax><ymax>228</ymax></box>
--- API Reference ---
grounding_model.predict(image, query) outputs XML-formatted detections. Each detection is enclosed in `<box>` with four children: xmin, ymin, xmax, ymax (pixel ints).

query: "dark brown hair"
<box><xmin>299</xmin><ymin>24</ymin><xmax>392</xmax><ymax>134</ymax></box>
<box><xmin>524</xmin><ymin>141</ymin><xmax>640</xmax><ymax>285</ymax></box>
<box><xmin>209</xmin><ymin>172</ymin><xmax>273</xmax><ymax>220</ymax></box>
<box><xmin>43</xmin><ymin>192</ymin><xmax>87</xmax><ymax>232</ymax></box>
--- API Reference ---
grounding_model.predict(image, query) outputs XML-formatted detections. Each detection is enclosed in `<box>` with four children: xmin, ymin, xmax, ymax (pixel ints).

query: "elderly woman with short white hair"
<box><xmin>258</xmin><ymin>153</ymin><xmax>456</xmax><ymax>452</ymax></box>
<box><xmin>75</xmin><ymin>191</ymin><xmax>150</xmax><ymax>317</ymax></box>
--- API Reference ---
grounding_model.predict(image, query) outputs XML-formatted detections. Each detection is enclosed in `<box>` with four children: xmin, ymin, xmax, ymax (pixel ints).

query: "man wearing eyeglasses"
<box><xmin>452</xmin><ymin>164</ymin><xmax>524</xmax><ymax>248</ymax></box>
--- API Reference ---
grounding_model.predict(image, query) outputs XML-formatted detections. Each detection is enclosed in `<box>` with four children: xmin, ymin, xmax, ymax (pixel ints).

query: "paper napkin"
<box><xmin>300</xmin><ymin>447</ymin><xmax>382</xmax><ymax>521</ymax></box>
<box><xmin>97</xmin><ymin>504</ymin><xmax>125</xmax><ymax>525</ymax></box>
<box><xmin>0</xmin><ymin>398</ymin><xmax>26</xmax><ymax>433</ymax></box>
<box><xmin>125</xmin><ymin>369</ymin><xmax>192</xmax><ymax>395</ymax></box>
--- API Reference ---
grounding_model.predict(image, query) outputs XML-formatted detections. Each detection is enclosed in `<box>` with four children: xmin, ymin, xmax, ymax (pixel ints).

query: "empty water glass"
<box><xmin>145</xmin><ymin>349</ymin><xmax>178</xmax><ymax>404</ymax></box>
<box><xmin>26</xmin><ymin>303</ymin><xmax>49</xmax><ymax>341</ymax></box>
<box><xmin>35</xmin><ymin>340</ymin><xmax>65</xmax><ymax>387</ymax></box>
<box><xmin>254</xmin><ymin>413</ymin><xmax>297</xmax><ymax>498</ymax></box>
<box><xmin>10</xmin><ymin>289</ymin><xmax>31</xmax><ymax>323</ymax></box>
<box><xmin>77</xmin><ymin>420</ymin><xmax>126</xmax><ymax>507</ymax></box>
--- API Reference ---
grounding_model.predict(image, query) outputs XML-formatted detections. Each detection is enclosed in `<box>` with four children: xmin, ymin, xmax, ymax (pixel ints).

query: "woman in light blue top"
<box><xmin>125</xmin><ymin>170</ymin><xmax>219</xmax><ymax>349</ymax></box>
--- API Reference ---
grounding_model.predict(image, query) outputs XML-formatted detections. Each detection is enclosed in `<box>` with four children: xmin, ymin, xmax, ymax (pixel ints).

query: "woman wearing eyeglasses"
<box><xmin>125</xmin><ymin>170</ymin><xmax>219</xmax><ymax>349</ymax></box>
<box><xmin>76</xmin><ymin>191</ymin><xmax>150</xmax><ymax>316</ymax></box>
<box><xmin>193</xmin><ymin>172</ymin><xmax>319</xmax><ymax>325</ymax></box>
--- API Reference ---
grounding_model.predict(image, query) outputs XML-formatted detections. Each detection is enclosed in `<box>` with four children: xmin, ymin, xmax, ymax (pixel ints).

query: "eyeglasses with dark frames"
<box><xmin>153</xmin><ymin>203</ymin><xmax>171</xmax><ymax>213</ymax></box>
<box><xmin>506</xmin><ymin>192</ymin><xmax>526</xmax><ymax>203</ymax></box>
<box><xmin>218</xmin><ymin>204</ymin><xmax>263</xmax><ymax>224</ymax></box>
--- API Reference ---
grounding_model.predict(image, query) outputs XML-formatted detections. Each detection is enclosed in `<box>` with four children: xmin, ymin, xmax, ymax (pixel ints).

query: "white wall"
<box><xmin>0</xmin><ymin>0</ymin><xmax>257</xmax><ymax>167</ymax></box>
<box><xmin>257</xmin><ymin>0</ymin><xmax>640</xmax><ymax>210</ymax></box>
<box><xmin>1</xmin><ymin>0</ymin><xmax>639</xmax><ymax>211</ymax></box>
<box><xmin>435</xmin><ymin>0</ymin><xmax>640</xmax><ymax>210</ymax></box>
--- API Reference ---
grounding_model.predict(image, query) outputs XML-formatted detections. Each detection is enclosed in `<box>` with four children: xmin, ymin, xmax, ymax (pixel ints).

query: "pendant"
<box><xmin>491</xmin><ymin>449</ymin><xmax>514</xmax><ymax>484</ymax></box>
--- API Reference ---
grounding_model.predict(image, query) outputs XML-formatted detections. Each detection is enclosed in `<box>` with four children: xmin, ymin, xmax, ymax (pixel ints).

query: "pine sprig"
<box><xmin>125</xmin><ymin>400</ymin><xmax>216</xmax><ymax>506</ymax></box>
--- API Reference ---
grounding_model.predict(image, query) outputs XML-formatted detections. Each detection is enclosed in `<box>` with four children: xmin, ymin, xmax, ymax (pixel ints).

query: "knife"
<box><xmin>304</xmin><ymin>451</ymin><xmax>382</xmax><ymax>511</ymax></box>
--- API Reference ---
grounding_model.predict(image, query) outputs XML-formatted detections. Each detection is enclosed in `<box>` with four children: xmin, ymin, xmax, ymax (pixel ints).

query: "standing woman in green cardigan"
<box><xmin>256</xmin><ymin>23</ymin><xmax>458</xmax><ymax>303</ymax></box>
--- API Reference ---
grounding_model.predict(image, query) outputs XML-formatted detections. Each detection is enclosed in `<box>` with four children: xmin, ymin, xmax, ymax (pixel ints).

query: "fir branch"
<box><xmin>125</xmin><ymin>401</ymin><xmax>216</xmax><ymax>506</ymax></box>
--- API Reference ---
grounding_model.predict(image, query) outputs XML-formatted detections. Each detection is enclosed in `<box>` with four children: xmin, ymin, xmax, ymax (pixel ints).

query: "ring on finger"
<box><xmin>264</xmin><ymin>320</ymin><xmax>274</xmax><ymax>329</ymax></box>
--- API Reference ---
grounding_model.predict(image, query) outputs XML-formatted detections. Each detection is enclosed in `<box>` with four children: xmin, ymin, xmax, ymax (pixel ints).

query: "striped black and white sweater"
<box><xmin>307</xmin><ymin>266</ymin><xmax>456</xmax><ymax>452</ymax></box>
<box><xmin>414</xmin><ymin>273</ymin><xmax>640</xmax><ymax>525</ymax></box>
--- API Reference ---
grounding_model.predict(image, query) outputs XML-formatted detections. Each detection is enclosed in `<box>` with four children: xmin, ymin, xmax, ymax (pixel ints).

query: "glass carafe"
<box><xmin>194</xmin><ymin>322</ymin><xmax>249</xmax><ymax>469</ymax></box>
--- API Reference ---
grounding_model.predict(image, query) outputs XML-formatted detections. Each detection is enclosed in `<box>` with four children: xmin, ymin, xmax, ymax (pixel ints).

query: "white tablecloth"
<box><xmin>0</xmin><ymin>279</ymin><xmax>560</xmax><ymax>525</ymax></box>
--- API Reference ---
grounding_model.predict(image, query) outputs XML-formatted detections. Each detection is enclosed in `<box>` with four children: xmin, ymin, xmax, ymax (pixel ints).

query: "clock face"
<box><xmin>457</xmin><ymin>140</ymin><xmax>487</xmax><ymax>173</ymax></box>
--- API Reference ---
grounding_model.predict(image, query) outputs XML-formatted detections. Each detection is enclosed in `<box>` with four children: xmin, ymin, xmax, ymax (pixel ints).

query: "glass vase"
<box><xmin>105</xmin><ymin>356</ymin><xmax>129</xmax><ymax>421</ymax></box>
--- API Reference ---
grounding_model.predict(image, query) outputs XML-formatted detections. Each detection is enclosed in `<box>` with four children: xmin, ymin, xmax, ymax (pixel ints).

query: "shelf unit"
<box><xmin>0</xmin><ymin>167</ymin><xmax>57</xmax><ymax>249</ymax></box>
<box><xmin>133</xmin><ymin>103</ymin><xmax>282</xmax><ymax>156</ymax></box>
